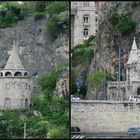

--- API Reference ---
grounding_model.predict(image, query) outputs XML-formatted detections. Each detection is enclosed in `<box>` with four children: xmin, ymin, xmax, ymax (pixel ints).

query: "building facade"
<box><xmin>107</xmin><ymin>38</ymin><xmax>140</xmax><ymax>100</ymax></box>
<box><xmin>0</xmin><ymin>41</ymin><xmax>33</xmax><ymax>110</ymax></box>
<box><xmin>71</xmin><ymin>1</ymin><xmax>99</xmax><ymax>46</ymax></box>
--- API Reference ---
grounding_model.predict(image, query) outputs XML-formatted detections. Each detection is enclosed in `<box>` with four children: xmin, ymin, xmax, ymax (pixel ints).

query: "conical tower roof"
<box><xmin>4</xmin><ymin>41</ymin><xmax>24</xmax><ymax>70</ymax></box>
<box><xmin>127</xmin><ymin>37</ymin><xmax>138</xmax><ymax>64</ymax></box>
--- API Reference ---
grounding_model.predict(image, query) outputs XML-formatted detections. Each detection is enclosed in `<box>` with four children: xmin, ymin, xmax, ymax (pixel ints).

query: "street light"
<box><xmin>24</xmin><ymin>122</ymin><xmax>26</xmax><ymax>139</ymax></box>
<box><xmin>118</xmin><ymin>45</ymin><xmax>121</xmax><ymax>101</ymax></box>
<box><xmin>116</xmin><ymin>70</ymin><xmax>119</xmax><ymax>100</ymax></box>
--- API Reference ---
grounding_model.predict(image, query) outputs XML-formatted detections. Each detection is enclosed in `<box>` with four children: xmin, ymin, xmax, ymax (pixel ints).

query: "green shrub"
<box><xmin>34</xmin><ymin>12</ymin><xmax>45</xmax><ymax>20</ymax></box>
<box><xmin>88</xmin><ymin>70</ymin><xmax>106</xmax><ymax>99</ymax></box>
<box><xmin>44</xmin><ymin>2</ymin><xmax>69</xmax><ymax>41</ymax></box>
<box><xmin>0</xmin><ymin>2</ymin><xmax>28</xmax><ymax>28</ymax></box>
<box><xmin>44</xmin><ymin>14</ymin><xmax>59</xmax><ymax>41</ymax></box>
<box><xmin>71</xmin><ymin>36</ymin><xmax>94</xmax><ymax>66</ymax></box>
<box><xmin>131</xmin><ymin>1</ymin><xmax>140</xmax><ymax>7</ymax></box>
<box><xmin>47</xmin><ymin>127</ymin><xmax>63</xmax><ymax>139</ymax></box>
<box><xmin>117</xmin><ymin>16</ymin><xmax>135</xmax><ymax>35</ymax></box>
<box><xmin>71</xmin><ymin>68</ymin><xmax>77</xmax><ymax>94</ymax></box>
<box><xmin>79</xmin><ymin>84</ymin><xmax>87</xmax><ymax>96</ymax></box>
<box><xmin>106</xmin><ymin>72</ymin><xmax>115</xmax><ymax>81</ymax></box>
<box><xmin>109</xmin><ymin>9</ymin><xmax>135</xmax><ymax>35</ymax></box>
<box><xmin>46</xmin><ymin>1</ymin><xmax>68</xmax><ymax>17</ymax></box>
<box><xmin>35</xmin><ymin>1</ymin><xmax>46</xmax><ymax>13</ymax></box>
<box><xmin>37</xmin><ymin>71</ymin><xmax>57</xmax><ymax>91</ymax></box>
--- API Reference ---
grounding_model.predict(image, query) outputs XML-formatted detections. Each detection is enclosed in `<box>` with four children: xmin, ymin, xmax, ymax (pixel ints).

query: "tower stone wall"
<box><xmin>0</xmin><ymin>41</ymin><xmax>33</xmax><ymax>110</ymax></box>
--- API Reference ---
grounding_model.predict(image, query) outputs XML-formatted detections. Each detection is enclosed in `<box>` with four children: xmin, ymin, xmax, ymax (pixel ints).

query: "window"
<box><xmin>95</xmin><ymin>17</ymin><xmax>98</xmax><ymax>22</ymax></box>
<box><xmin>24</xmin><ymin>72</ymin><xmax>28</xmax><ymax>76</ymax></box>
<box><xmin>4</xmin><ymin>98</ymin><xmax>11</xmax><ymax>108</ymax></box>
<box><xmin>83</xmin><ymin>28</ymin><xmax>88</xmax><ymax>37</ymax></box>
<box><xmin>0</xmin><ymin>72</ymin><xmax>3</xmax><ymax>76</ymax></box>
<box><xmin>14</xmin><ymin>72</ymin><xmax>22</xmax><ymax>76</ymax></box>
<box><xmin>83</xmin><ymin>15</ymin><xmax>89</xmax><ymax>23</ymax></box>
<box><xmin>5</xmin><ymin>72</ymin><xmax>12</xmax><ymax>76</ymax></box>
<box><xmin>83</xmin><ymin>2</ymin><xmax>89</xmax><ymax>6</ymax></box>
<box><xmin>72</xmin><ymin>2</ymin><xmax>77</xmax><ymax>6</ymax></box>
<box><xmin>25</xmin><ymin>98</ymin><xmax>28</xmax><ymax>108</ymax></box>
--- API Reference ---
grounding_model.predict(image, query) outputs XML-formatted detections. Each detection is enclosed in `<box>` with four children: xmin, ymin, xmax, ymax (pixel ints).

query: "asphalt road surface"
<box><xmin>71</xmin><ymin>132</ymin><xmax>140</xmax><ymax>139</ymax></box>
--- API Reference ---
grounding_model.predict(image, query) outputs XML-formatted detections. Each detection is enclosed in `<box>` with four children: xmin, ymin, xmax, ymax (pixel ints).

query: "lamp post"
<box><xmin>24</xmin><ymin>122</ymin><xmax>26</xmax><ymax>139</ymax></box>
<box><xmin>116</xmin><ymin>70</ymin><xmax>119</xmax><ymax>100</ymax></box>
<box><xmin>118</xmin><ymin>45</ymin><xmax>121</xmax><ymax>100</ymax></box>
<box><xmin>104</xmin><ymin>68</ymin><xmax>107</xmax><ymax>100</ymax></box>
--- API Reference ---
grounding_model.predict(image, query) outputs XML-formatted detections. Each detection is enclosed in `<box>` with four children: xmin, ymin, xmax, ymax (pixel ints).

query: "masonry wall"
<box><xmin>71</xmin><ymin>100</ymin><xmax>140</xmax><ymax>132</ymax></box>
<box><xmin>0</xmin><ymin>77</ymin><xmax>33</xmax><ymax>110</ymax></box>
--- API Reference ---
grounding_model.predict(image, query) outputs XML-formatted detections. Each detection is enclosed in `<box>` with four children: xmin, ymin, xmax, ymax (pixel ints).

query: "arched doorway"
<box><xmin>137</xmin><ymin>87</ymin><xmax>140</xmax><ymax>95</ymax></box>
<box><xmin>25</xmin><ymin>98</ymin><xmax>28</xmax><ymax>108</ymax></box>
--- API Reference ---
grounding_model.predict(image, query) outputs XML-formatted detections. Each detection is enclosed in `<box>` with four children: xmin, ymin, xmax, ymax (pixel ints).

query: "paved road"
<box><xmin>71</xmin><ymin>132</ymin><xmax>140</xmax><ymax>139</ymax></box>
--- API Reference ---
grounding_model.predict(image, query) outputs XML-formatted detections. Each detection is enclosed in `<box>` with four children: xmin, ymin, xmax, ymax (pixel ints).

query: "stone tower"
<box><xmin>126</xmin><ymin>37</ymin><xmax>140</xmax><ymax>99</ymax></box>
<box><xmin>0</xmin><ymin>41</ymin><xmax>33</xmax><ymax>110</ymax></box>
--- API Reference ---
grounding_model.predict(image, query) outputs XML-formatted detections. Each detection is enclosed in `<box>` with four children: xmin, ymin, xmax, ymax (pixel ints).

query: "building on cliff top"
<box><xmin>71</xmin><ymin>1</ymin><xmax>99</xmax><ymax>46</ymax></box>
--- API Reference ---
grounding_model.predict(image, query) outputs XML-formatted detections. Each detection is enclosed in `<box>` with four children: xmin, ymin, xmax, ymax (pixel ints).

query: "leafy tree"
<box><xmin>0</xmin><ymin>116</ymin><xmax>12</xmax><ymax>139</ymax></box>
<box><xmin>0</xmin><ymin>109</ymin><xmax>24</xmax><ymax>138</ymax></box>
<box><xmin>0</xmin><ymin>2</ymin><xmax>29</xmax><ymax>28</ymax></box>
<box><xmin>88</xmin><ymin>70</ymin><xmax>106</xmax><ymax>99</ymax></box>
<box><xmin>33</xmin><ymin>121</ymin><xmax>49</xmax><ymax>139</ymax></box>
<box><xmin>28</xmin><ymin>70</ymin><xmax>69</xmax><ymax>139</ymax></box>
<box><xmin>109</xmin><ymin>9</ymin><xmax>135</xmax><ymax>35</ymax></box>
<box><xmin>35</xmin><ymin>1</ymin><xmax>46</xmax><ymax>13</ymax></box>
<box><xmin>37</xmin><ymin>70</ymin><xmax>57</xmax><ymax>92</ymax></box>
<box><xmin>71</xmin><ymin>35</ymin><xmax>94</xmax><ymax>66</ymax></box>
<box><xmin>44</xmin><ymin>1</ymin><xmax>69</xmax><ymax>41</ymax></box>
<box><xmin>79</xmin><ymin>84</ymin><xmax>87</xmax><ymax>97</ymax></box>
<box><xmin>71</xmin><ymin>68</ymin><xmax>77</xmax><ymax>94</ymax></box>
<box><xmin>47</xmin><ymin>127</ymin><xmax>63</xmax><ymax>139</ymax></box>
<box><xmin>45</xmin><ymin>14</ymin><xmax>59</xmax><ymax>41</ymax></box>
<box><xmin>46</xmin><ymin>1</ymin><xmax>68</xmax><ymax>17</ymax></box>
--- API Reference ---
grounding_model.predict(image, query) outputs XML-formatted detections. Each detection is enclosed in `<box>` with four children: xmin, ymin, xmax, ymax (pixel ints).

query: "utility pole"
<box><xmin>116</xmin><ymin>70</ymin><xmax>119</xmax><ymax>100</ymax></box>
<box><xmin>118</xmin><ymin>45</ymin><xmax>121</xmax><ymax>100</ymax></box>
<box><xmin>24</xmin><ymin>123</ymin><xmax>26</xmax><ymax>139</ymax></box>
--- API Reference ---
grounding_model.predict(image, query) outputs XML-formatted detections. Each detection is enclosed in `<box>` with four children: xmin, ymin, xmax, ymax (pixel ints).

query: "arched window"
<box><xmin>24</xmin><ymin>72</ymin><xmax>28</xmax><ymax>76</ymax></box>
<box><xmin>4</xmin><ymin>98</ymin><xmax>11</xmax><ymax>108</ymax></box>
<box><xmin>14</xmin><ymin>72</ymin><xmax>22</xmax><ymax>76</ymax></box>
<box><xmin>25</xmin><ymin>98</ymin><xmax>28</xmax><ymax>108</ymax></box>
<box><xmin>5</xmin><ymin>72</ymin><xmax>12</xmax><ymax>76</ymax></box>
<box><xmin>0</xmin><ymin>72</ymin><xmax>3</xmax><ymax>76</ymax></box>
<box><xmin>83</xmin><ymin>28</ymin><xmax>88</xmax><ymax>37</ymax></box>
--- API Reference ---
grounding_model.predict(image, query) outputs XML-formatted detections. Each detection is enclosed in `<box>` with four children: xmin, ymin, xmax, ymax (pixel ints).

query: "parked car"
<box><xmin>127</xmin><ymin>127</ymin><xmax>140</xmax><ymax>135</ymax></box>
<box><xmin>71</xmin><ymin>127</ymin><xmax>80</xmax><ymax>134</ymax></box>
<box><xmin>71</xmin><ymin>95</ymin><xmax>80</xmax><ymax>101</ymax></box>
<box><xmin>129</xmin><ymin>95</ymin><xmax>140</xmax><ymax>102</ymax></box>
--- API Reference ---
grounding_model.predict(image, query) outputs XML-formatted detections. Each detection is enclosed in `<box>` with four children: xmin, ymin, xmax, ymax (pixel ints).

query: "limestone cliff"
<box><xmin>0</xmin><ymin>14</ymin><xmax>69</xmax><ymax>98</ymax></box>
<box><xmin>86</xmin><ymin>1</ymin><xmax>140</xmax><ymax>99</ymax></box>
<box><xmin>0</xmin><ymin>16</ymin><xmax>69</xmax><ymax>78</ymax></box>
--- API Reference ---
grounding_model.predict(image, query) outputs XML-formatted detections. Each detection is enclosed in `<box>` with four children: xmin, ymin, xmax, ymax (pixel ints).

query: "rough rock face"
<box><xmin>86</xmin><ymin>1</ymin><xmax>140</xmax><ymax>99</ymax></box>
<box><xmin>53</xmin><ymin>67</ymin><xmax>69</xmax><ymax>98</ymax></box>
<box><xmin>0</xmin><ymin>16</ymin><xmax>69</xmax><ymax>79</ymax></box>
